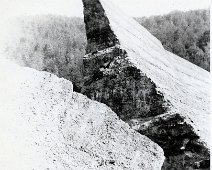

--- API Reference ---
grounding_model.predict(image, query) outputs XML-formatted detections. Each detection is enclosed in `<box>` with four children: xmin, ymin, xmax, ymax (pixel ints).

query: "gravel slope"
<box><xmin>0</xmin><ymin>59</ymin><xmax>164</xmax><ymax>170</ymax></box>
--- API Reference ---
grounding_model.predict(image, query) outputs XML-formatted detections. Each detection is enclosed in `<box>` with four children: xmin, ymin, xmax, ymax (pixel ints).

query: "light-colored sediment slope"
<box><xmin>81</xmin><ymin>0</ymin><xmax>210</xmax><ymax>169</ymax></box>
<box><xmin>0</xmin><ymin>59</ymin><xmax>164</xmax><ymax>170</ymax></box>
<box><xmin>99</xmin><ymin>0</ymin><xmax>210</xmax><ymax>146</ymax></box>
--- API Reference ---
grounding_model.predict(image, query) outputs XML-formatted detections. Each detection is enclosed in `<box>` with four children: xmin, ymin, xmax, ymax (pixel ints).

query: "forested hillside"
<box><xmin>4</xmin><ymin>10</ymin><xmax>210</xmax><ymax>88</ymax></box>
<box><xmin>5</xmin><ymin>15</ymin><xmax>86</xmax><ymax>87</ymax></box>
<box><xmin>136</xmin><ymin>9</ymin><xmax>210</xmax><ymax>71</ymax></box>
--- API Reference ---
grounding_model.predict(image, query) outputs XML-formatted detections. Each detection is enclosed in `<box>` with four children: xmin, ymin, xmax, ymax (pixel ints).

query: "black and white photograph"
<box><xmin>0</xmin><ymin>0</ymin><xmax>210</xmax><ymax>169</ymax></box>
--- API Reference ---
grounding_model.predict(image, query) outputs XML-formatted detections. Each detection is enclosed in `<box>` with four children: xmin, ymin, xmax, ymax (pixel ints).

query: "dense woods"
<box><xmin>136</xmin><ymin>9</ymin><xmax>210</xmax><ymax>71</ymax></box>
<box><xmin>4</xmin><ymin>9</ymin><xmax>210</xmax><ymax>86</ymax></box>
<box><xmin>5</xmin><ymin>15</ymin><xmax>86</xmax><ymax>86</ymax></box>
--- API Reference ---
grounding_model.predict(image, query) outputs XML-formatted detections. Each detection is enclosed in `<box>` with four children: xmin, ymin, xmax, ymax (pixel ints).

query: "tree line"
<box><xmin>4</xmin><ymin>9</ymin><xmax>210</xmax><ymax>88</ymax></box>
<box><xmin>136</xmin><ymin>9</ymin><xmax>210</xmax><ymax>71</ymax></box>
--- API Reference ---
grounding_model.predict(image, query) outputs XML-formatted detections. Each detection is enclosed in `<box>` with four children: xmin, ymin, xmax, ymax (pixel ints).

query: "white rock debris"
<box><xmin>0</xmin><ymin>59</ymin><xmax>165</xmax><ymax>170</ymax></box>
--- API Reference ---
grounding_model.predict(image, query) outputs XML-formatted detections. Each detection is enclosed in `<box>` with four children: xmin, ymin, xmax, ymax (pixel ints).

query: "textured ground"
<box><xmin>0</xmin><ymin>58</ymin><xmax>165</xmax><ymax>170</ymax></box>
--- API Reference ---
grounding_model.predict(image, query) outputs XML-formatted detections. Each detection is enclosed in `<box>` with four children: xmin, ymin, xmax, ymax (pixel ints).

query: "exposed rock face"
<box><xmin>83</xmin><ymin>0</ymin><xmax>119</xmax><ymax>53</ymax></box>
<box><xmin>0</xmin><ymin>59</ymin><xmax>165</xmax><ymax>170</ymax></box>
<box><xmin>83</xmin><ymin>46</ymin><xmax>169</xmax><ymax>121</ymax></box>
<box><xmin>133</xmin><ymin>113</ymin><xmax>210</xmax><ymax>169</ymax></box>
<box><xmin>81</xmin><ymin>0</ymin><xmax>210</xmax><ymax>169</ymax></box>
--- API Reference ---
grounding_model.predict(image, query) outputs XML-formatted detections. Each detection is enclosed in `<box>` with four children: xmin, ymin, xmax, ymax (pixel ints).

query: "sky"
<box><xmin>0</xmin><ymin>0</ymin><xmax>210</xmax><ymax>19</ymax></box>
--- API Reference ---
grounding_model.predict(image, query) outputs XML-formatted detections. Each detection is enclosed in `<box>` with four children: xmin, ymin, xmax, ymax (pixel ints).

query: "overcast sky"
<box><xmin>0</xmin><ymin>0</ymin><xmax>210</xmax><ymax>19</ymax></box>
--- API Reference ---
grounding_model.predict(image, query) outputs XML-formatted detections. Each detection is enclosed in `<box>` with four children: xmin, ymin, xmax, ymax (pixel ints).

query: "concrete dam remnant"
<box><xmin>81</xmin><ymin>0</ymin><xmax>210</xmax><ymax>169</ymax></box>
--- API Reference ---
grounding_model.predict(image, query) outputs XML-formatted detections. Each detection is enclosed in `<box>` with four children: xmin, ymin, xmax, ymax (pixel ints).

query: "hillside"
<box><xmin>136</xmin><ymin>9</ymin><xmax>210</xmax><ymax>71</ymax></box>
<box><xmin>1</xmin><ymin>16</ymin><xmax>86</xmax><ymax>87</ymax></box>
<box><xmin>0</xmin><ymin>58</ymin><xmax>164</xmax><ymax>170</ymax></box>
<box><xmin>2</xmin><ymin>9</ymin><xmax>209</xmax><ymax>91</ymax></box>
<box><xmin>0</xmin><ymin>2</ymin><xmax>210</xmax><ymax>169</ymax></box>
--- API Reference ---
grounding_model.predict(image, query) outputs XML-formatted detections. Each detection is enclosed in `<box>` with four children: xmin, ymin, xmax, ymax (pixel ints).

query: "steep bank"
<box><xmin>81</xmin><ymin>0</ymin><xmax>210</xmax><ymax>169</ymax></box>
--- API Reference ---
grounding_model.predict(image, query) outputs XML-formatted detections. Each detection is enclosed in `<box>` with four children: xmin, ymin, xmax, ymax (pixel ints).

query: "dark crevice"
<box><xmin>82</xmin><ymin>0</ymin><xmax>119</xmax><ymax>54</ymax></box>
